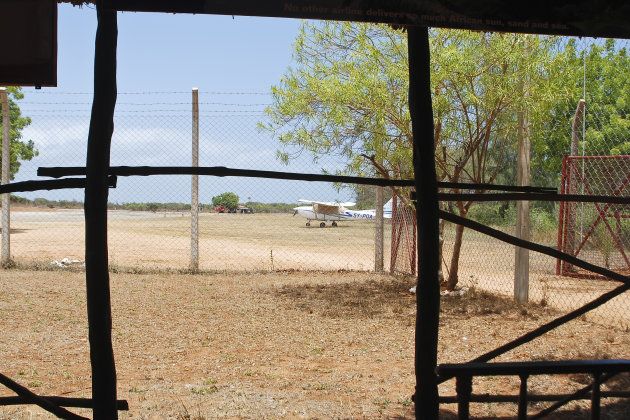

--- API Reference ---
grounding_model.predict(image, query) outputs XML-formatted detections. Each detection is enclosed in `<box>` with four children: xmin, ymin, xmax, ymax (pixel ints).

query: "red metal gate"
<box><xmin>390</xmin><ymin>195</ymin><xmax>417</xmax><ymax>275</ymax></box>
<box><xmin>557</xmin><ymin>154</ymin><xmax>630</xmax><ymax>275</ymax></box>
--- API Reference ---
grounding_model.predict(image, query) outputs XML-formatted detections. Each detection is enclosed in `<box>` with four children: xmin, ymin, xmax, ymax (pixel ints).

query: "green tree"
<box><xmin>0</xmin><ymin>87</ymin><xmax>38</xmax><ymax>179</ymax></box>
<box><xmin>261</xmin><ymin>22</ymin><xmax>413</xmax><ymax>202</ymax></box>
<box><xmin>262</xmin><ymin>22</ymin><xmax>563</xmax><ymax>288</ymax></box>
<box><xmin>212</xmin><ymin>192</ymin><xmax>239</xmax><ymax>212</ymax></box>
<box><xmin>532</xmin><ymin>39</ymin><xmax>630</xmax><ymax>188</ymax></box>
<box><xmin>575</xmin><ymin>39</ymin><xmax>630</xmax><ymax>157</ymax></box>
<box><xmin>433</xmin><ymin>31</ymin><xmax>565</xmax><ymax>288</ymax></box>
<box><xmin>353</xmin><ymin>185</ymin><xmax>393</xmax><ymax>210</ymax></box>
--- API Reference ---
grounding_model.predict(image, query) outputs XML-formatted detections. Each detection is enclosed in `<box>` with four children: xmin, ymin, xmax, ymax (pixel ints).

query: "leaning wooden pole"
<box><xmin>85</xmin><ymin>3</ymin><xmax>118</xmax><ymax>418</ymax></box>
<box><xmin>408</xmin><ymin>26</ymin><xmax>440</xmax><ymax>418</ymax></box>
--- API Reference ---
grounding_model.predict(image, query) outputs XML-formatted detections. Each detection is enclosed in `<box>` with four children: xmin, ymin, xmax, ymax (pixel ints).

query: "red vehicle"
<box><xmin>215</xmin><ymin>206</ymin><xmax>226</xmax><ymax>213</ymax></box>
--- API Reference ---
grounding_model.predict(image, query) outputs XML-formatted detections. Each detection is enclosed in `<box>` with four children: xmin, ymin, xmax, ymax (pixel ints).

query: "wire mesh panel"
<box><xmin>10</xmin><ymin>92</ymin><xmax>392</xmax><ymax>272</ymax></box>
<box><xmin>390</xmin><ymin>195</ymin><xmax>416</xmax><ymax>276</ymax></box>
<box><xmin>559</xmin><ymin>155</ymin><xmax>630</xmax><ymax>275</ymax></box>
<box><xmin>446</xmin><ymin>211</ymin><xmax>630</xmax><ymax>331</ymax></box>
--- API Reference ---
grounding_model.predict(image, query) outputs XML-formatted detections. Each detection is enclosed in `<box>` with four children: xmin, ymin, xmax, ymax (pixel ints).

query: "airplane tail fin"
<box><xmin>383</xmin><ymin>198</ymin><xmax>393</xmax><ymax>219</ymax></box>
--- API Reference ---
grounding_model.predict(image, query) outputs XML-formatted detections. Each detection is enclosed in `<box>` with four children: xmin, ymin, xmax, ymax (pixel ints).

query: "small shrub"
<box><xmin>467</xmin><ymin>202</ymin><xmax>512</xmax><ymax>227</ymax></box>
<box><xmin>191</xmin><ymin>386</ymin><xmax>218</xmax><ymax>395</ymax></box>
<box><xmin>530</xmin><ymin>207</ymin><xmax>558</xmax><ymax>243</ymax></box>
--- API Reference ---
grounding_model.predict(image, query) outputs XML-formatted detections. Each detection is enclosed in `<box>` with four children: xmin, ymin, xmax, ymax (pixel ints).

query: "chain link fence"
<box><xmin>8</xmin><ymin>92</ymin><xmax>392</xmax><ymax>272</ymax></box>
<box><xmin>3</xmin><ymin>35</ymin><xmax>630</xmax><ymax>329</ymax></box>
<box><xmin>443</xmin><ymin>37</ymin><xmax>630</xmax><ymax>330</ymax></box>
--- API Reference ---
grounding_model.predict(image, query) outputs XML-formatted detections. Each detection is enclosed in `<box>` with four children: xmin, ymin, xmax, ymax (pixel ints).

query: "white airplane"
<box><xmin>293</xmin><ymin>198</ymin><xmax>393</xmax><ymax>227</ymax></box>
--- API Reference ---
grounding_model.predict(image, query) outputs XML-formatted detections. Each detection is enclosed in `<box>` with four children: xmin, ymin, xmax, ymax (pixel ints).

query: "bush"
<box><xmin>245</xmin><ymin>202</ymin><xmax>294</xmax><ymax>213</ymax></box>
<box><xmin>530</xmin><ymin>207</ymin><xmax>557</xmax><ymax>234</ymax></box>
<box><xmin>212</xmin><ymin>192</ymin><xmax>239</xmax><ymax>212</ymax></box>
<box><xmin>10</xmin><ymin>195</ymin><xmax>30</xmax><ymax>205</ymax></box>
<box><xmin>466</xmin><ymin>202</ymin><xmax>512</xmax><ymax>227</ymax></box>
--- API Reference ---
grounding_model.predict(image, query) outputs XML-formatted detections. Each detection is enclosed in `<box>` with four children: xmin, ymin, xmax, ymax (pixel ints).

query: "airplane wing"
<box><xmin>297</xmin><ymin>199</ymin><xmax>355</xmax><ymax>216</ymax></box>
<box><xmin>298</xmin><ymin>199</ymin><xmax>356</xmax><ymax>207</ymax></box>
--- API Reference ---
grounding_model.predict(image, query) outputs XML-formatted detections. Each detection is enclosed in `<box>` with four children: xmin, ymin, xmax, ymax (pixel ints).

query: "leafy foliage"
<box><xmin>263</xmin><ymin>23</ymin><xmax>566</xmax><ymax>287</ymax></box>
<box><xmin>262</xmin><ymin>24</ymin><xmax>568</xmax><ymax>195</ymax></box>
<box><xmin>11</xmin><ymin>195</ymin><xmax>297</xmax><ymax>213</ymax></box>
<box><xmin>245</xmin><ymin>201</ymin><xmax>295</xmax><ymax>213</ymax></box>
<box><xmin>261</xmin><ymin>22</ymin><xmax>412</xmax><ymax>201</ymax></box>
<box><xmin>211</xmin><ymin>192</ymin><xmax>240</xmax><ymax>211</ymax></box>
<box><xmin>532</xmin><ymin>38</ymin><xmax>630</xmax><ymax>188</ymax></box>
<box><xmin>0</xmin><ymin>87</ymin><xmax>38</xmax><ymax>179</ymax></box>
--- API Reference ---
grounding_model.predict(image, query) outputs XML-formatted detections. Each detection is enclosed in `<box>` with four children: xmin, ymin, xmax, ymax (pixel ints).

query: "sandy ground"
<box><xmin>0</xmin><ymin>209</ymin><xmax>629</xmax><ymax>419</ymax></box>
<box><xmin>0</xmin><ymin>269</ymin><xmax>629</xmax><ymax>419</ymax></box>
<box><xmin>5</xmin><ymin>209</ymin><xmax>629</xmax><ymax>330</ymax></box>
<box><xmin>6</xmin><ymin>210</ymin><xmax>391</xmax><ymax>272</ymax></box>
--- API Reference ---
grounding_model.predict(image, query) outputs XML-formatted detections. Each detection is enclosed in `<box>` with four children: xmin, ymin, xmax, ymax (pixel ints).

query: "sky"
<box><xmin>13</xmin><ymin>3</ymin><xmax>356</xmax><ymax>205</ymax></box>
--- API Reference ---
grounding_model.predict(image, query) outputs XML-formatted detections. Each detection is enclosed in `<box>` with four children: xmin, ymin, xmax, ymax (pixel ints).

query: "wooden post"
<box><xmin>1</xmin><ymin>87</ymin><xmax>10</xmax><ymax>265</ymax></box>
<box><xmin>514</xmin><ymin>109</ymin><xmax>530</xmax><ymax>304</ymax></box>
<box><xmin>191</xmin><ymin>87</ymin><xmax>199</xmax><ymax>271</ymax></box>
<box><xmin>375</xmin><ymin>186</ymin><xmax>384</xmax><ymax>272</ymax></box>
<box><xmin>85</xmin><ymin>4</ymin><xmax>118</xmax><ymax>418</ymax></box>
<box><xmin>408</xmin><ymin>26</ymin><xmax>440</xmax><ymax>418</ymax></box>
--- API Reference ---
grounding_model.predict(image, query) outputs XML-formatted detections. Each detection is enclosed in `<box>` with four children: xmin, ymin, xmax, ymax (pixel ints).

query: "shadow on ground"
<box><xmin>272</xmin><ymin>273</ymin><xmax>417</xmax><ymax>320</ymax></box>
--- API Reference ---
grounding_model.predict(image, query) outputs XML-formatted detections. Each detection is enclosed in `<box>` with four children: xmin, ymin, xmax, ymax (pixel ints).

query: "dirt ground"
<box><xmin>6</xmin><ymin>209</ymin><xmax>391</xmax><ymax>272</ymax></box>
<box><xmin>1</xmin><ymin>209</ymin><xmax>630</xmax><ymax>418</ymax></box>
<box><xmin>7</xmin><ymin>209</ymin><xmax>629</xmax><ymax>330</ymax></box>
<box><xmin>0</xmin><ymin>268</ymin><xmax>629</xmax><ymax>419</ymax></box>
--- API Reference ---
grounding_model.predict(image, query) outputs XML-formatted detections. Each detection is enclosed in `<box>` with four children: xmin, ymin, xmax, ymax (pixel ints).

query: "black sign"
<box><xmin>0</xmin><ymin>0</ymin><xmax>57</xmax><ymax>86</ymax></box>
<box><xmin>105</xmin><ymin>0</ymin><xmax>630</xmax><ymax>39</ymax></box>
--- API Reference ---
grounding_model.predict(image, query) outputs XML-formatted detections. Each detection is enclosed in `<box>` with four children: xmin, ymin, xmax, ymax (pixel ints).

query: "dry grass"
<box><xmin>3</xmin><ymin>209</ymin><xmax>630</xmax><ymax>418</ymax></box>
<box><xmin>7</xmin><ymin>209</ymin><xmax>630</xmax><ymax>332</ymax></box>
<box><xmin>0</xmin><ymin>268</ymin><xmax>629</xmax><ymax>419</ymax></box>
<box><xmin>9</xmin><ymin>210</ymin><xmax>391</xmax><ymax>271</ymax></box>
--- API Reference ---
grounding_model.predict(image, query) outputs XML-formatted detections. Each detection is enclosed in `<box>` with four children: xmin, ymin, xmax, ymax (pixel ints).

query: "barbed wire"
<box><xmin>21</xmin><ymin>102</ymin><xmax>270</xmax><ymax>106</ymax></box>
<box><xmin>25</xmin><ymin>110</ymin><xmax>267</xmax><ymax>115</ymax></box>
<box><xmin>25</xmin><ymin>91</ymin><xmax>270</xmax><ymax>95</ymax></box>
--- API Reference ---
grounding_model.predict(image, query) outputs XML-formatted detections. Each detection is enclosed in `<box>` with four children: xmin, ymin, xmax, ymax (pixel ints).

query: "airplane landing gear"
<box><xmin>332</xmin><ymin>221</ymin><xmax>338</xmax><ymax>227</ymax></box>
<box><xmin>320</xmin><ymin>222</ymin><xmax>326</xmax><ymax>228</ymax></box>
<box><xmin>306</xmin><ymin>222</ymin><xmax>310</xmax><ymax>227</ymax></box>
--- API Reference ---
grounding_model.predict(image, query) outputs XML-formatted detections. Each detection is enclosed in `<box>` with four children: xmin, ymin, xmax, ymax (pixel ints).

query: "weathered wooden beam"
<box><xmin>85</xmin><ymin>2</ymin><xmax>118</xmax><ymax>418</ymax></box>
<box><xmin>408</xmin><ymin>25</ymin><xmax>440</xmax><ymax>419</ymax></box>
<box><xmin>40</xmin><ymin>165</ymin><xmax>416</xmax><ymax>187</ymax></box>
<box><xmin>439</xmin><ymin>210</ymin><xmax>630</xmax><ymax>286</ymax></box>
<box><xmin>0</xmin><ymin>177</ymin><xmax>116</xmax><ymax>194</ymax></box>
<box><xmin>438</xmin><ymin>390</ymin><xmax>630</xmax><ymax>404</ymax></box>
<box><xmin>0</xmin><ymin>394</ymin><xmax>128</xmax><ymax>411</ymax></box>
<box><xmin>38</xmin><ymin>165</ymin><xmax>560</xmax><ymax>194</ymax></box>
<box><xmin>0</xmin><ymin>372</ymin><xmax>87</xmax><ymax>419</ymax></box>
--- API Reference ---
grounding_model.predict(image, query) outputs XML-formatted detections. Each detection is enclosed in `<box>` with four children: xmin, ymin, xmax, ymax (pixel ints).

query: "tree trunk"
<box><xmin>438</xmin><ymin>204</ymin><xmax>445</xmax><ymax>285</ymax></box>
<box><xmin>446</xmin><ymin>202</ymin><xmax>467</xmax><ymax>290</ymax></box>
<box><xmin>447</xmin><ymin>223</ymin><xmax>464</xmax><ymax>290</ymax></box>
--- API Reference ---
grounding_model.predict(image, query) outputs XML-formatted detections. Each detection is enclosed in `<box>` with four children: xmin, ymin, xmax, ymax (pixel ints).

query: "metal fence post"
<box><xmin>191</xmin><ymin>87</ymin><xmax>199</xmax><ymax>271</ymax></box>
<box><xmin>1</xmin><ymin>87</ymin><xmax>10</xmax><ymax>265</ymax></box>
